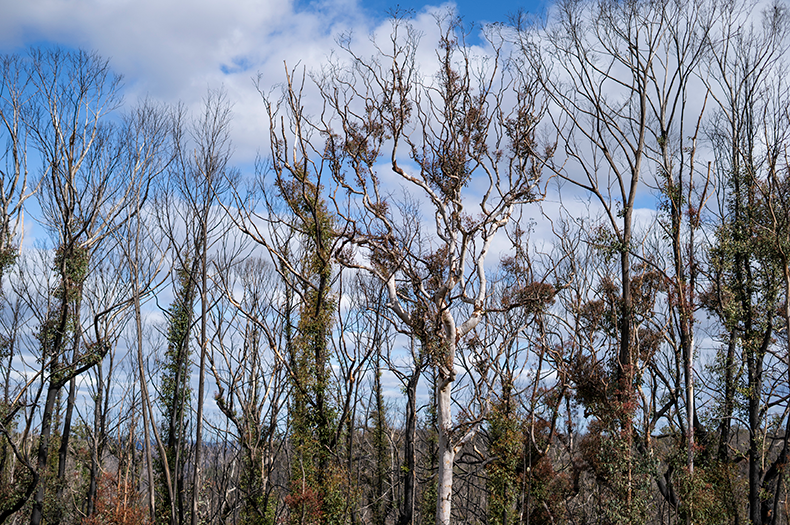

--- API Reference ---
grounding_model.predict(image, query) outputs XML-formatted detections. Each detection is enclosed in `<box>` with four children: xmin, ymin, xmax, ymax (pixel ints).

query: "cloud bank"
<box><xmin>1</xmin><ymin>0</ymin><xmax>472</xmax><ymax>162</ymax></box>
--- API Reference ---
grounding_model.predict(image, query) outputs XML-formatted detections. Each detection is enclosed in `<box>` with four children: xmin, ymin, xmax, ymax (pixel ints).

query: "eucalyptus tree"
<box><xmin>0</xmin><ymin>250</ymin><xmax>56</xmax><ymax>524</ymax></box>
<box><xmin>211</xmin><ymin>256</ymin><xmax>289</xmax><ymax>524</ymax></box>
<box><xmin>643</xmin><ymin>0</ymin><xmax>715</xmax><ymax>491</ymax></box>
<box><xmin>0</xmin><ymin>52</ymin><xmax>37</xmax><ymax>519</ymax></box>
<box><xmin>515</xmin><ymin>0</ymin><xmax>721</xmax><ymax>518</ymax></box>
<box><xmin>702</xmin><ymin>3</ymin><xmax>790</xmax><ymax>522</ymax></box>
<box><xmin>517</xmin><ymin>0</ymin><xmax>650</xmax><ymax>458</ymax></box>
<box><xmin>0</xmin><ymin>53</ymin><xmax>34</xmax><ymax>280</ymax></box>
<box><xmin>613</xmin><ymin>0</ymin><xmax>722</xmax><ymax>518</ymax></box>
<box><xmin>478</xmin><ymin>221</ymin><xmax>563</xmax><ymax>525</ymax></box>
<box><xmin>81</xmin><ymin>242</ymin><xmax>136</xmax><ymax>518</ymax></box>
<box><xmin>0</xmin><ymin>48</ymin><xmax>172</xmax><ymax>525</ymax></box>
<box><xmin>87</xmin><ymin>99</ymin><xmax>174</xmax><ymax>520</ymax></box>
<box><xmin>237</xmin><ymin>67</ymin><xmax>349</xmax><ymax>523</ymax></box>
<box><xmin>23</xmin><ymin>47</ymin><xmax>160</xmax><ymax>525</ymax></box>
<box><xmin>315</xmin><ymin>15</ymin><xmax>548</xmax><ymax>524</ymax></box>
<box><xmin>153</xmin><ymin>90</ymin><xmax>235</xmax><ymax>525</ymax></box>
<box><xmin>333</xmin><ymin>273</ymin><xmax>393</xmax><ymax>523</ymax></box>
<box><xmin>756</xmin><ymin>88</ymin><xmax>790</xmax><ymax>523</ymax></box>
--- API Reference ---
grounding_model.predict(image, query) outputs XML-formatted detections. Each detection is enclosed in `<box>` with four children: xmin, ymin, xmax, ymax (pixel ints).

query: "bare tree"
<box><xmin>317</xmin><ymin>14</ymin><xmax>548</xmax><ymax>524</ymax></box>
<box><xmin>0</xmin><ymin>52</ymin><xmax>38</xmax><ymax>521</ymax></box>
<box><xmin>757</xmin><ymin>82</ymin><xmax>790</xmax><ymax>524</ymax></box>
<box><xmin>644</xmin><ymin>0</ymin><xmax>714</xmax><ymax>491</ymax></box>
<box><xmin>154</xmin><ymin>89</ymin><xmax>235</xmax><ymax>525</ymax></box>
<box><xmin>3</xmin><ymin>47</ymin><xmax>169</xmax><ymax>525</ymax></box>
<box><xmin>703</xmin><ymin>3</ymin><xmax>790</xmax><ymax>522</ymax></box>
<box><xmin>92</xmin><ymin>98</ymin><xmax>173</xmax><ymax>520</ymax></box>
<box><xmin>24</xmin><ymin>47</ymin><xmax>133</xmax><ymax>525</ymax></box>
<box><xmin>225</xmin><ymin>59</ymin><xmax>361</xmax><ymax>521</ymax></box>
<box><xmin>81</xmin><ymin>244</ymin><xmax>136</xmax><ymax>519</ymax></box>
<box><xmin>187</xmin><ymin>90</ymin><xmax>236</xmax><ymax>525</ymax></box>
<box><xmin>0</xmin><ymin>53</ymin><xmax>34</xmax><ymax>278</ymax></box>
<box><xmin>517</xmin><ymin>0</ymin><xmax>695</xmax><ymax>517</ymax></box>
<box><xmin>211</xmin><ymin>256</ymin><xmax>289</xmax><ymax>523</ymax></box>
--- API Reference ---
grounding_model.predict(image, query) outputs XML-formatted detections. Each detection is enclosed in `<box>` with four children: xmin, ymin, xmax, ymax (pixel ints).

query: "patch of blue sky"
<box><xmin>356</xmin><ymin>0</ymin><xmax>548</xmax><ymax>26</ymax></box>
<box><xmin>220</xmin><ymin>55</ymin><xmax>255</xmax><ymax>75</ymax></box>
<box><xmin>0</xmin><ymin>38</ymin><xmax>71</xmax><ymax>56</ymax></box>
<box><xmin>285</xmin><ymin>0</ymin><xmax>548</xmax><ymax>47</ymax></box>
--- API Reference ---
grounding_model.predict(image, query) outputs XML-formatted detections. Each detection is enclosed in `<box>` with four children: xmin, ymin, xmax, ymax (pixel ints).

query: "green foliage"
<box><xmin>487</xmin><ymin>395</ymin><xmax>569</xmax><ymax>525</ymax></box>
<box><xmin>418</xmin><ymin>387</ymin><xmax>439</xmax><ymax>525</ymax></box>
<box><xmin>579</xmin><ymin>426</ymin><xmax>656</xmax><ymax>525</ymax></box>
<box><xmin>159</xmin><ymin>262</ymin><xmax>196</xmax><ymax>447</ymax></box>
<box><xmin>0</xmin><ymin>454</ymin><xmax>35</xmax><ymax>519</ymax></box>
<box><xmin>673</xmin><ymin>461</ymin><xmax>730</xmax><ymax>524</ymax></box>
<box><xmin>286</xmin><ymin>283</ymin><xmax>341</xmax><ymax>524</ymax></box>
<box><xmin>486</xmin><ymin>404</ymin><xmax>522</xmax><ymax>525</ymax></box>
<box><xmin>239</xmin><ymin>449</ymin><xmax>276</xmax><ymax>525</ymax></box>
<box><xmin>0</xmin><ymin>242</ymin><xmax>17</xmax><ymax>282</ymax></box>
<box><xmin>53</xmin><ymin>244</ymin><xmax>90</xmax><ymax>307</ymax></box>
<box><xmin>41</xmin><ymin>433</ymin><xmax>66</xmax><ymax>523</ymax></box>
<box><xmin>419</xmin><ymin>479</ymin><xmax>437</xmax><ymax>525</ymax></box>
<box><xmin>37</xmin><ymin>243</ymin><xmax>91</xmax><ymax>371</ymax></box>
<box><xmin>280</xmin><ymin>165</ymin><xmax>345</xmax><ymax>525</ymax></box>
<box><xmin>590</xmin><ymin>224</ymin><xmax>628</xmax><ymax>262</ymax></box>
<box><xmin>155</xmin><ymin>261</ymin><xmax>197</xmax><ymax>525</ymax></box>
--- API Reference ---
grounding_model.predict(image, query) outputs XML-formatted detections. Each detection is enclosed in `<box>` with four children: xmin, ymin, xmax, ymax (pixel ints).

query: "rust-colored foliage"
<box><xmin>82</xmin><ymin>471</ymin><xmax>148</xmax><ymax>525</ymax></box>
<box><xmin>285</xmin><ymin>485</ymin><xmax>324</xmax><ymax>525</ymax></box>
<box><xmin>500</xmin><ymin>281</ymin><xmax>556</xmax><ymax>314</ymax></box>
<box><xmin>568</xmin><ymin>353</ymin><xmax>610</xmax><ymax>419</ymax></box>
<box><xmin>424</xmin><ymin>245</ymin><xmax>450</xmax><ymax>294</ymax></box>
<box><xmin>526</xmin><ymin>419</ymin><xmax>572</xmax><ymax>525</ymax></box>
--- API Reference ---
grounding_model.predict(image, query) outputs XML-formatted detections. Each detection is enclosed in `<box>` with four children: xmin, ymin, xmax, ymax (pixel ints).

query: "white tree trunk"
<box><xmin>435</xmin><ymin>376</ymin><xmax>455</xmax><ymax>525</ymax></box>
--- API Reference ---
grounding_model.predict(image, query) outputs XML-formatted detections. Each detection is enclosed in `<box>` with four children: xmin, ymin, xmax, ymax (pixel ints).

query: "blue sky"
<box><xmin>0</xmin><ymin>0</ymin><xmax>547</xmax><ymax>164</ymax></box>
<box><xmin>354</xmin><ymin>0</ymin><xmax>546</xmax><ymax>26</ymax></box>
<box><xmin>0</xmin><ymin>0</ymin><xmax>556</xmax><ymax>262</ymax></box>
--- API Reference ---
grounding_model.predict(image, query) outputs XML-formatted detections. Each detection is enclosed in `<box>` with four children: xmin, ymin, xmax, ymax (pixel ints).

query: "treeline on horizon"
<box><xmin>1</xmin><ymin>0</ymin><xmax>790</xmax><ymax>523</ymax></box>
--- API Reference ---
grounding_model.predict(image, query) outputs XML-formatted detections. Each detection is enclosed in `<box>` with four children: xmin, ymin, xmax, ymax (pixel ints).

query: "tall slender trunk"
<box><xmin>748</xmin><ymin>331</ymin><xmax>769</xmax><ymax>525</ymax></box>
<box><xmin>31</xmin><ymin>269</ymin><xmax>73</xmax><ymax>525</ymax></box>
<box><xmin>55</xmin><ymin>377</ymin><xmax>76</xmax><ymax>503</ymax></box>
<box><xmin>619</xmin><ymin>212</ymin><xmax>634</xmax><ymax>507</ymax></box>
<box><xmin>147</xmin><ymin>377</ymin><xmax>177</xmax><ymax>525</ymax></box>
<box><xmin>718</xmin><ymin>334</ymin><xmax>737</xmax><ymax>462</ymax></box>
<box><xmin>191</xmin><ymin>213</ymin><xmax>208</xmax><ymax>525</ymax></box>
<box><xmin>85</xmin><ymin>361</ymin><xmax>104</xmax><ymax>516</ymax></box>
<box><xmin>30</xmin><ymin>382</ymin><xmax>60</xmax><ymax>525</ymax></box>
<box><xmin>54</xmin><ymin>259</ymin><xmax>86</xmax><ymax>519</ymax></box>
<box><xmin>346</xmin><ymin>382</ymin><xmax>357</xmax><ymax>525</ymax></box>
<box><xmin>132</xmin><ymin>209</ymin><xmax>157</xmax><ymax>521</ymax></box>
<box><xmin>768</xmin><ymin>265</ymin><xmax>790</xmax><ymax>524</ymax></box>
<box><xmin>372</xmin><ymin>361</ymin><xmax>386</xmax><ymax>524</ymax></box>
<box><xmin>435</xmin><ymin>375</ymin><xmax>454</xmax><ymax>525</ymax></box>
<box><xmin>138</xmin><ymin>308</ymin><xmax>174</xmax><ymax>523</ymax></box>
<box><xmin>749</xmin><ymin>357</ymin><xmax>762</xmax><ymax>525</ymax></box>
<box><xmin>398</xmin><ymin>363</ymin><xmax>420</xmax><ymax>525</ymax></box>
<box><xmin>686</xmin><ymin>331</ymin><xmax>695</xmax><ymax>477</ymax></box>
<box><xmin>176</xmin><ymin>403</ymin><xmax>186</xmax><ymax>525</ymax></box>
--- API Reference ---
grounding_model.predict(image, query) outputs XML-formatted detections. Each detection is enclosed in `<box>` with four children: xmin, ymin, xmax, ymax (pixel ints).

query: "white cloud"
<box><xmin>0</xmin><ymin>0</ymin><xmax>386</xmax><ymax>161</ymax></box>
<box><xmin>1</xmin><ymin>0</ymin><xmax>509</xmax><ymax>167</ymax></box>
